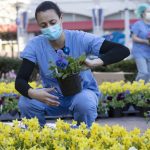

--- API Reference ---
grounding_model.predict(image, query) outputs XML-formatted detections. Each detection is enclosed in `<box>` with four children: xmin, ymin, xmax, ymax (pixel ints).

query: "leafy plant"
<box><xmin>98</xmin><ymin>101</ymin><xmax>109</xmax><ymax>115</ymax></box>
<box><xmin>107</xmin><ymin>98</ymin><xmax>125</xmax><ymax>109</ymax></box>
<box><xmin>105</xmin><ymin>92</ymin><xmax>126</xmax><ymax>109</ymax></box>
<box><xmin>144</xmin><ymin>111</ymin><xmax>150</xmax><ymax>124</ymax></box>
<box><xmin>49</xmin><ymin>50</ymin><xmax>86</xmax><ymax>79</ymax></box>
<box><xmin>136</xmin><ymin>100</ymin><xmax>148</xmax><ymax>108</ymax></box>
<box><xmin>125</xmin><ymin>93</ymin><xmax>140</xmax><ymax>105</ymax></box>
<box><xmin>125</xmin><ymin>93</ymin><xmax>150</xmax><ymax>108</ymax></box>
<box><xmin>1</xmin><ymin>97</ymin><xmax>19</xmax><ymax>114</ymax></box>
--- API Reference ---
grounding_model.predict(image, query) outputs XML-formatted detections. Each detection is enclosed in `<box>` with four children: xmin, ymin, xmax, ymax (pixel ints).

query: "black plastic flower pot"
<box><xmin>122</xmin><ymin>103</ymin><xmax>130</xmax><ymax>111</ymax></box>
<box><xmin>108</xmin><ymin>107</ymin><xmax>123</xmax><ymax>118</ymax></box>
<box><xmin>122</xmin><ymin>103</ymin><xmax>136</xmax><ymax>111</ymax></box>
<box><xmin>57</xmin><ymin>73</ymin><xmax>82</xmax><ymax>96</ymax></box>
<box><xmin>135</xmin><ymin>106</ymin><xmax>150</xmax><ymax>117</ymax></box>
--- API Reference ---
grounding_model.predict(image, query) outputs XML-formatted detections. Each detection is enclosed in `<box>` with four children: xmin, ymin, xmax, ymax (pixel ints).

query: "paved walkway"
<box><xmin>47</xmin><ymin>116</ymin><xmax>150</xmax><ymax>132</ymax></box>
<box><xmin>96</xmin><ymin>117</ymin><xmax>149</xmax><ymax>132</ymax></box>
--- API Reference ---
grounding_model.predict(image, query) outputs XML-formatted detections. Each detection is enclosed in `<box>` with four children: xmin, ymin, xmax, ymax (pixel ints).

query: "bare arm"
<box><xmin>132</xmin><ymin>34</ymin><xmax>149</xmax><ymax>45</ymax></box>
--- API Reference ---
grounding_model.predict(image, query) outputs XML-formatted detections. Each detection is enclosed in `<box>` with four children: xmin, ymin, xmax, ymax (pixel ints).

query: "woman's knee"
<box><xmin>71</xmin><ymin>89</ymin><xmax>98</xmax><ymax>111</ymax></box>
<box><xmin>18</xmin><ymin>96</ymin><xmax>32</xmax><ymax>111</ymax></box>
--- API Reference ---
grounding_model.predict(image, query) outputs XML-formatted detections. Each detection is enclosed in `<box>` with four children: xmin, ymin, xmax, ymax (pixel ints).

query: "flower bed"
<box><xmin>0</xmin><ymin>80</ymin><xmax>150</xmax><ymax>119</ymax></box>
<box><xmin>0</xmin><ymin>118</ymin><xmax>150</xmax><ymax>149</ymax></box>
<box><xmin>0</xmin><ymin>82</ymin><xmax>41</xmax><ymax>119</ymax></box>
<box><xmin>99</xmin><ymin>80</ymin><xmax>150</xmax><ymax>117</ymax></box>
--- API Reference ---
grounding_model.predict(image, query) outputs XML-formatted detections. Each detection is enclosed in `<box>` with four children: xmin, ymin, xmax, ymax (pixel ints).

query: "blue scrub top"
<box><xmin>131</xmin><ymin>20</ymin><xmax>150</xmax><ymax>58</ymax></box>
<box><xmin>20</xmin><ymin>30</ymin><xmax>105</xmax><ymax>97</ymax></box>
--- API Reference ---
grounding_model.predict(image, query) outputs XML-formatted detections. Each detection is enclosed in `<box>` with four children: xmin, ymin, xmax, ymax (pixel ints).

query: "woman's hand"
<box><xmin>28</xmin><ymin>88</ymin><xmax>60</xmax><ymax>106</ymax></box>
<box><xmin>144</xmin><ymin>39</ymin><xmax>150</xmax><ymax>45</ymax></box>
<box><xmin>132</xmin><ymin>34</ymin><xmax>150</xmax><ymax>45</ymax></box>
<box><xmin>84</xmin><ymin>58</ymin><xmax>104</xmax><ymax>68</ymax></box>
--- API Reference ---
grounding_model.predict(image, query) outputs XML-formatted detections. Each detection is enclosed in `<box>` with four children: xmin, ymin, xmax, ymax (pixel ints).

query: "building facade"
<box><xmin>0</xmin><ymin>0</ymin><xmax>150</xmax><ymax>57</ymax></box>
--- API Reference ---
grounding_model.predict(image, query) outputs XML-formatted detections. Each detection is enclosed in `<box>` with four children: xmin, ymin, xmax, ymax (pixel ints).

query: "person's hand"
<box><xmin>144</xmin><ymin>39</ymin><xmax>150</xmax><ymax>45</ymax></box>
<box><xmin>28</xmin><ymin>88</ymin><xmax>60</xmax><ymax>106</ymax></box>
<box><xmin>84</xmin><ymin>58</ymin><xmax>104</xmax><ymax>68</ymax></box>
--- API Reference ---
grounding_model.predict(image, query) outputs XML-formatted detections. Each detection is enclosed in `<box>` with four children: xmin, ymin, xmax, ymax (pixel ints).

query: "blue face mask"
<box><xmin>41</xmin><ymin>24</ymin><xmax>62</xmax><ymax>41</ymax></box>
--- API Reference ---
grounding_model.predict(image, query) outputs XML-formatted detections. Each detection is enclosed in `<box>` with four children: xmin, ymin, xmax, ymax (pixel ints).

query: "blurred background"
<box><xmin>0</xmin><ymin>0</ymin><xmax>150</xmax><ymax>82</ymax></box>
<box><xmin>0</xmin><ymin>0</ymin><xmax>150</xmax><ymax>58</ymax></box>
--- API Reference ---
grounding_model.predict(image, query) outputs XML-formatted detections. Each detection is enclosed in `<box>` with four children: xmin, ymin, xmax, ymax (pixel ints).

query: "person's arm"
<box><xmin>15</xmin><ymin>59</ymin><xmax>60</xmax><ymax>106</ymax></box>
<box><xmin>131</xmin><ymin>21</ymin><xmax>149</xmax><ymax>45</ymax></box>
<box><xmin>132</xmin><ymin>34</ymin><xmax>149</xmax><ymax>45</ymax></box>
<box><xmin>15</xmin><ymin>58</ymin><xmax>35</xmax><ymax>98</ymax></box>
<box><xmin>99</xmin><ymin>40</ymin><xmax>130</xmax><ymax>65</ymax></box>
<box><xmin>85</xmin><ymin>40</ymin><xmax>130</xmax><ymax>67</ymax></box>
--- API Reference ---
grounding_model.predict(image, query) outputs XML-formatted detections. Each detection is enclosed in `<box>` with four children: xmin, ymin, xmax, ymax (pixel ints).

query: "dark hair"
<box><xmin>35</xmin><ymin>1</ymin><xmax>61</xmax><ymax>20</ymax></box>
<box><xmin>141</xmin><ymin>11</ymin><xmax>145</xmax><ymax>18</ymax></box>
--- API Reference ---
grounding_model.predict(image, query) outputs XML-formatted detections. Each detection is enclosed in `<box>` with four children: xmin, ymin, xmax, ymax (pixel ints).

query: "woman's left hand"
<box><xmin>84</xmin><ymin>58</ymin><xmax>104</xmax><ymax>68</ymax></box>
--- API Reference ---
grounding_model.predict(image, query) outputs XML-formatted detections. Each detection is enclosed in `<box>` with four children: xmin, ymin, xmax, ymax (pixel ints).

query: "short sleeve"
<box><xmin>79</xmin><ymin>31</ymin><xmax>105</xmax><ymax>56</ymax></box>
<box><xmin>20</xmin><ymin>39</ymin><xmax>37</xmax><ymax>63</ymax></box>
<box><xmin>131</xmin><ymin>21</ymin><xmax>140</xmax><ymax>36</ymax></box>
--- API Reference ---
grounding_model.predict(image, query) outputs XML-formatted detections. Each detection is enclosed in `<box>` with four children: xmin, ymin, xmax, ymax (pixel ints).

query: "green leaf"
<box><xmin>48</xmin><ymin>54</ymin><xmax>86</xmax><ymax>79</ymax></box>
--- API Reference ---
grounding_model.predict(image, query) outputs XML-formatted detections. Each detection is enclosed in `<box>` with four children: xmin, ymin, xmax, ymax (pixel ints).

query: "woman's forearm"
<box><xmin>15</xmin><ymin>59</ymin><xmax>35</xmax><ymax>98</ymax></box>
<box><xmin>132</xmin><ymin>34</ymin><xmax>149</xmax><ymax>45</ymax></box>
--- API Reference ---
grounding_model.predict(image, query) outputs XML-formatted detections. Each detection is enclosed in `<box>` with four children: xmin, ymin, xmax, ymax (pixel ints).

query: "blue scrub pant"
<box><xmin>18</xmin><ymin>89</ymin><xmax>98</xmax><ymax>127</ymax></box>
<box><xmin>135</xmin><ymin>57</ymin><xmax>150</xmax><ymax>83</ymax></box>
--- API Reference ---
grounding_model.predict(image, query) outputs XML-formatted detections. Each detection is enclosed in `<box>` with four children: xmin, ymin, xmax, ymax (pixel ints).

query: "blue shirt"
<box><xmin>20</xmin><ymin>30</ymin><xmax>105</xmax><ymax>97</ymax></box>
<box><xmin>131</xmin><ymin>20</ymin><xmax>150</xmax><ymax>58</ymax></box>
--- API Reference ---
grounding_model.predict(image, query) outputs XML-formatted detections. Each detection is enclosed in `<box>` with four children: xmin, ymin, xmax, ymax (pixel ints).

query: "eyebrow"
<box><xmin>39</xmin><ymin>22</ymin><xmax>47</xmax><ymax>26</ymax></box>
<box><xmin>39</xmin><ymin>19</ymin><xmax>56</xmax><ymax>25</ymax></box>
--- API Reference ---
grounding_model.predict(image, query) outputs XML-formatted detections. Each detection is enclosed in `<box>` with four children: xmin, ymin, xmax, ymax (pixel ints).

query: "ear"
<box><xmin>60</xmin><ymin>13</ymin><xmax>63</xmax><ymax>20</ymax></box>
<box><xmin>141</xmin><ymin>12</ymin><xmax>145</xmax><ymax>18</ymax></box>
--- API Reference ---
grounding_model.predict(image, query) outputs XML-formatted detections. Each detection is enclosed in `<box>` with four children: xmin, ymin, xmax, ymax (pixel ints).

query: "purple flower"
<box><xmin>117</xmin><ymin>92</ymin><xmax>125</xmax><ymax>101</ymax></box>
<box><xmin>56</xmin><ymin>58</ymin><xmax>68</xmax><ymax>70</ymax></box>
<box><xmin>57</xmin><ymin>49</ymin><xmax>64</xmax><ymax>58</ymax></box>
<box><xmin>140</xmin><ymin>94</ymin><xmax>144</xmax><ymax>99</ymax></box>
<box><xmin>103</xmin><ymin>100</ymin><xmax>107</xmax><ymax>103</ymax></box>
<box><xmin>125</xmin><ymin>90</ymin><xmax>130</xmax><ymax>95</ymax></box>
<box><xmin>146</xmin><ymin>99</ymin><xmax>150</xmax><ymax>104</ymax></box>
<box><xmin>107</xmin><ymin>96</ymin><xmax>113</xmax><ymax>101</ymax></box>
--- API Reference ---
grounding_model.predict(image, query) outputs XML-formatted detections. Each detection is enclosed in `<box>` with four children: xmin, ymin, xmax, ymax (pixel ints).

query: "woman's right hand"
<box><xmin>28</xmin><ymin>88</ymin><xmax>60</xmax><ymax>106</ymax></box>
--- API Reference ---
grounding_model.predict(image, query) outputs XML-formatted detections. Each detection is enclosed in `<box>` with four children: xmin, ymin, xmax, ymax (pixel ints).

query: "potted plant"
<box><xmin>144</xmin><ymin>111</ymin><xmax>150</xmax><ymax>124</ymax></box>
<box><xmin>49</xmin><ymin>50</ymin><xmax>86</xmax><ymax>96</ymax></box>
<box><xmin>107</xmin><ymin>93</ymin><xmax>125</xmax><ymax>117</ymax></box>
<box><xmin>0</xmin><ymin>96</ymin><xmax>20</xmax><ymax>121</ymax></box>
<box><xmin>130</xmin><ymin>87</ymin><xmax>150</xmax><ymax>114</ymax></box>
<box><xmin>97</xmin><ymin>100</ymin><xmax>109</xmax><ymax>118</ymax></box>
<box><xmin>135</xmin><ymin>98</ymin><xmax>150</xmax><ymax>117</ymax></box>
<box><xmin>123</xmin><ymin>93</ymin><xmax>135</xmax><ymax>110</ymax></box>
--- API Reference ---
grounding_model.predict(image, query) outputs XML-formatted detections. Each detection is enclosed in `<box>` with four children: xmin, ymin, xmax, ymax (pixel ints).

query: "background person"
<box><xmin>131</xmin><ymin>3</ymin><xmax>150</xmax><ymax>83</ymax></box>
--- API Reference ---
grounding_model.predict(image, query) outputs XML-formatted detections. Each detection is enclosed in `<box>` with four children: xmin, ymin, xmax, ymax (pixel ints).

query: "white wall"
<box><xmin>0</xmin><ymin>0</ymin><xmax>150</xmax><ymax>24</ymax></box>
<box><xmin>25</xmin><ymin>0</ymin><xmax>149</xmax><ymax>20</ymax></box>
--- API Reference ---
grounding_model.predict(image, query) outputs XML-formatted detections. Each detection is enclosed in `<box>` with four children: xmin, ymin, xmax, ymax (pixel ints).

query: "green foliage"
<box><xmin>136</xmin><ymin>99</ymin><xmax>150</xmax><ymax>108</ymax></box>
<box><xmin>1</xmin><ymin>97</ymin><xmax>19</xmax><ymax>114</ymax></box>
<box><xmin>144</xmin><ymin>111</ymin><xmax>150</xmax><ymax>124</ymax></box>
<box><xmin>98</xmin><ymin>101</ymin><xmax>109</xmax><ymax>115</ymax></box>
<box><xmin>0</xmin><ymin>57</ymin><xmax>38</xmax><ymax>81</ymax></box>
<box><xmin>93</xmin><ymin>59</ymin><xmax>137</xmax><ymax>81</ymax></box>
<box><xmin>107</xmin><ymin>99</ymin><xmax>125</xmax><ymax>109</ymax></box>
<box><xmin>0</xmin><ymin>57</ymin><xmax>21</xmax><ymax>74</ymax></box>
<box><xmin>50</xmin><ymin>54</ymin><xmax>86</xmax><ymax>79</ymax></box>
<box><xmin>0</xmin><ymin>57</ymin><xmax>137</xmax><ymax>81</ymax></box>
<box><xmin>125</xmin><ymin>93</ymin><xmax>141</xmax><ymax>105</ymax></box>
<box><xmin>125</xmin><ymin>93</ymin><xmax>150</xmax><ymax>108</ymax></box>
